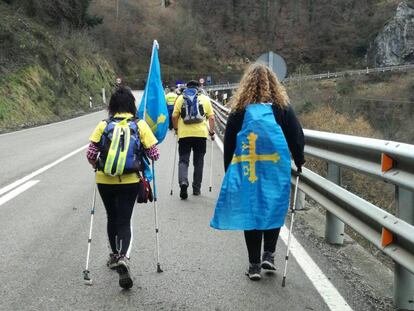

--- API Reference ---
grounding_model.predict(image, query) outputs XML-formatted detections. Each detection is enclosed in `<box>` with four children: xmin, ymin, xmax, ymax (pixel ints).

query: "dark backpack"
<box><xmin>97</xmin><ymin>117</ymin><xmax>143</xmax><ymax>176</ymax></box>
<box><xmin>180</xmin><ymin>88</ymin><xmax>205</xmax><ymax>124</ymax></box>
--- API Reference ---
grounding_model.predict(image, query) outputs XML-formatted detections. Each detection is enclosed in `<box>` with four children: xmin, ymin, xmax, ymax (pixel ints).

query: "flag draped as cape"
<box><xmin>210</xmin><ymin>104</ymin><xmax>291</xmax><ymax>230</ymax></box>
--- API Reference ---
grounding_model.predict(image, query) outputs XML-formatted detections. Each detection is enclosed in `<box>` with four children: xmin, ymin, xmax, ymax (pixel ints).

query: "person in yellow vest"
<box><xmin>172</xmin><ymin>80</ymin><xmax>215</xmax><ymax>199</ymax></box>
<box><xmin>86</xmin><ymin>87</ymin><xmax>160</xmax><ymax>289</ymax></box>
<box><xmin>165</xmin><ymin>87</ymin><xmax>178</xmax><ymax>130</ymax></box>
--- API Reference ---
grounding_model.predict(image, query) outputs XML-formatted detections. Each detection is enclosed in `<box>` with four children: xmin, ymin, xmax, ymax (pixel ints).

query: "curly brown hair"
<box><xmin>230</xmin><ymin>63</ymin><xmax>289</xmax><ymax>111</ymax></box>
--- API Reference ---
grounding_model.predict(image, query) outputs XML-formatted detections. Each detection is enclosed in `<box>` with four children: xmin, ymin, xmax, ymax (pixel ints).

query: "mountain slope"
<box><xmin>0</xmin><ymin>1</ymin><xmax>114</xmax><ymax>131</ymax></box>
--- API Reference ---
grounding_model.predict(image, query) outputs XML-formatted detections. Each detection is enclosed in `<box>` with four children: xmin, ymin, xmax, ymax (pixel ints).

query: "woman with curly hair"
<box><xmin>210</xmin><ymin>64</ymin><xmax>305</xmax><ymax>280</ymax></box>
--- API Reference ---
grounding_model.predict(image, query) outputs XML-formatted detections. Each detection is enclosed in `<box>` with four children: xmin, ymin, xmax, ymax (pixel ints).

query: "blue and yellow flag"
<box><xmin>138</xmin><ymin>40</ymin><xmax>169</xmax><ymax>143</ymax></box>
<box><xmin>210</xmin><ymin>104</ymin><xmax>291</xmax><ymax>230</ymax></box>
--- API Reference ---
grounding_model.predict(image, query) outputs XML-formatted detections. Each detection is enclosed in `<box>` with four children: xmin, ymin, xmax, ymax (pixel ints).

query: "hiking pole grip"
<box><xmin>282</xmin><ymin>174</ymin><xmax>300</xmax><ymax>287</ymax></box>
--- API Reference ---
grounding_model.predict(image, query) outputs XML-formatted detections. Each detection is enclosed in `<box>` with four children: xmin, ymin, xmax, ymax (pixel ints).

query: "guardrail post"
<box><xmin>295</xmin><ymin>191</ymin><xmax>306</xmax><ymax>210</ymax></box>
<box><xmin>325</xmin><ymin>163</ymin><xmax>345</xmax><ymax>245</ymax></box>
<box><xmin>394</xmin><ymin>186</ymin><xmax>414</xmax><ymax>310</ymax></box>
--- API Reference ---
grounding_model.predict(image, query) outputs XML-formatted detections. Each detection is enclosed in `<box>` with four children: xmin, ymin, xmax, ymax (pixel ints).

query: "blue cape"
<box><xmin>210</xmin><ymin>104</ymin><xmax>291</xmax><ymax>230</ymax></box>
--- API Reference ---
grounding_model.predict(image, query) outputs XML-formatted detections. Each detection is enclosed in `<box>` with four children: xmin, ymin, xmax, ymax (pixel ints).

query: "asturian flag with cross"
<box><xmin>138</xmin><ymin>40</ymin><xmax>169</xmax><ymax>144</ymax></box>
<box><xmin>210</xmin><ymin>103</ymin><xmax>291</xmax><ymax>230</ymax></box>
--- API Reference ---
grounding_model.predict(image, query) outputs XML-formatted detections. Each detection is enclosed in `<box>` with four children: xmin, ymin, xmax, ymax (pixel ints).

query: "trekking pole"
<box><xmin>151</xmin><ymin>160</ymin><xmax>163</xmax><ymax>273</ymax></box>
<box><xmin>170</xmin><ymin>137</ymin><xmax>178</xmax><ymax>195</ymax></box>
<box><xmin>209</xmin><ymin>138</ymin><xmax>214</xmax><ymax>192</ymax></box>
<box><xmin>282</xmin><ymin>173</ymin><xmax>300</xmax><ymax>287</ymax></box>
<box><xmin>83</xmin><ymin>179</ymin><xmax>97</xmax><ymax>286</ymax></box>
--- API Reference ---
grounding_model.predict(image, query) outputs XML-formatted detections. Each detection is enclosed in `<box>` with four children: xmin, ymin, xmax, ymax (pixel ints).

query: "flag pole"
<box><xmin>143</xmin><ymin>39</ymin><xmax>163</xmax><ymax>273</ymax></box>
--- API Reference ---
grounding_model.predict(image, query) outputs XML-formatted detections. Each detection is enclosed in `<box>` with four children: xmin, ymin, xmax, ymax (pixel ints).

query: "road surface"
<box><xmin>0</xmin><ymin>91</ymin><xmax>391</xmax><ymax>310</ymax></box>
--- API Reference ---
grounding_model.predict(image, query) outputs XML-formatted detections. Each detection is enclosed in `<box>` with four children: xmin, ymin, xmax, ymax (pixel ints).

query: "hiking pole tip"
<box><xmin>157</xmin><ymin>263</ymin><xmax>163</xmax><ymax>273</ymax></box>
<box><xmin>83</xmin><ymin>270</ymin><xmax>93</xmax><ymax>286</ymax></box>
<box><xmin>281</xmin><ymin>276</ymin><xmax>286</xmax><ymax>287</ymax></box>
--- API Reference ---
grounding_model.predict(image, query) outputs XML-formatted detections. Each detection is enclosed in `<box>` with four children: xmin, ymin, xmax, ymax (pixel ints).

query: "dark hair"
<box><xmin>108</xmin><ymin>87</ymin><xmax>137</xmax><ymax>116</ymax></box>
<box><xmin>186</xmin><ymin>80</ymin><xmax>200</xmax><ymax>88</ymax></box>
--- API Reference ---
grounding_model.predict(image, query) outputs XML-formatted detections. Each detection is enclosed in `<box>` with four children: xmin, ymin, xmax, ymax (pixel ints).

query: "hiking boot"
<box><xmin>116</xmin><ymin>256</ymin><xmax>133</xmax><ymax>289</ymax></box>
<box><xmin>180</xmin><ymin>184</ymin><xmax>188</xmax><ymax>200</ymax></box>
<box><xmin>261</xmin><ymin>251</ymin><xmax>276</xmax><ymax>271</ymax></box>
<box><xmin>246</xmin><ymin>263</ymin><xmax>261</xmax><ymax>281</ymax></box>
<box><xmin>107</xmin><ymin>253</ymin><xmax>118</xmax><ymax>270</ymax></box>
<box><xmin>193</xmin><ymin>189</ymin><xmax>201</xmax><ymax>196</ymax></box>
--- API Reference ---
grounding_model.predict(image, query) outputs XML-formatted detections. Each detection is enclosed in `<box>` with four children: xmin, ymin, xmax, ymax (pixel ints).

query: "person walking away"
<box><xmin>172</xmin><ymin>80</ymin><xmax>215</xmax><ymax>199</ymax></box>
<box><xmin>86</xmin><ymin>87</ymin><xmax>160</xmax><ymax>289</ymax></box>
<box><xmin>165</xmin><ymin>87</ymin><xmax>178</xmax><ymax>130</ymax></box>
<box><xmin>210</xmin><ymin>64</ymin><xmax>305</xmax><ymax>281</ymax></box>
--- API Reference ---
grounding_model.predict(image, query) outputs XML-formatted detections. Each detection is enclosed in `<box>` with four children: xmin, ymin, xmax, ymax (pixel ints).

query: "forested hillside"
<box><xmin>88</xmin><ymin>0</ymin><xmax>404</xmax><ymax>85</ymax></box>
<box><xmin>0</xmin><ymin>0</ymin><xmax>114</xmax><ymax>131</ymax></box>
<box><xmin>1</xmin><ymin>0</ymin><xmax>411</xmax><ymax>131</ymax></box>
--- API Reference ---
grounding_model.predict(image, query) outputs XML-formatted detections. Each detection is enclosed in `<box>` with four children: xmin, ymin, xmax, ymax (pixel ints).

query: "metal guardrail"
<box><xmin>209</xmin><ymin>97</ymin><xmax>414</xmax><ymax>310</ymax></box>
<box><xmin>205</xmin><ymin>83</ymin><xmax>239</xmax><ymax>92</ymax></box>
<box><xmin>205</xmin><ymin>64</ymin><xmax>414</xmax><ymax>92</ymax></box>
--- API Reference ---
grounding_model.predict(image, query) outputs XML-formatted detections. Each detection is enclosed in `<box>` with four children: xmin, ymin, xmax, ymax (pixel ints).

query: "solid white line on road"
<box><xmin>0</xmin><ymin>180</ymin><xmax>40</xmax><ymax>207</ymax></box>
<box><xmin>214</xmin><ymin>136</ymin><xmax>353</xmax><ymax>311</ymax></box>
<box><xmin>0</xmin><ymin>145</ymin><xmax>88</xmax><ymax>196</ymax></box>
<box><xmin>0</xmin><ymin>110</ymin><xmax>104</xmax><ymax>137</ymax></box>
<box><xmin>280</xmin><ymin>227</ymin><xmax>353</xmax><ymax>311</ymax></box>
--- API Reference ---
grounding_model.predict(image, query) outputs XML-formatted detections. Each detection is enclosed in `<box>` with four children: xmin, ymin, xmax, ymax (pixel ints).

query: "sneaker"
<box><xmin>193</xmin><ymin>189</ymin><xmax>200</xmax><ymax>196</ymax></box>
<box><xmin>180</xmin><ymin>184</ymin><xmax>188</xmax><ymax>200</ymax></box>
<box><xmin>246</xmin><ymin>263</ymin><xmax>261</xmax><ymax>281</ymax></box>
<box><xmin>116</xmin><ymin>256</ymin><xmax>133</xmax><ymax>289</ymax></box>
<box><xmin>107</xmin><ymin>253</ymin><xmax>118</xmax><ymax>270</ymax></box>
<box><xmin>261</xmin><ymin>251</ymin><xmax>276</xmax><ymax>271</ymax></box>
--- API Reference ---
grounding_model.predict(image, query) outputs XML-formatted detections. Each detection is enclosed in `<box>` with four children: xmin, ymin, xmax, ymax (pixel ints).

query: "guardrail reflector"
<box><xmin>381</xmin><ymin>227</ymin><xmax>393</xmax><ymax>247</ymax></box>
<box><xmin>381</xmin><ymin>153</ymin><xmax>394</xmax><ymax>172</ymax></box>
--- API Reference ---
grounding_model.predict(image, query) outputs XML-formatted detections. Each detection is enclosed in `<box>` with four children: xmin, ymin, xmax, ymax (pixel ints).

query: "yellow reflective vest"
<box><xmin>165</xmin><ymin>92</ymin><xmax>178</xmax><ymax>106</ymax></box>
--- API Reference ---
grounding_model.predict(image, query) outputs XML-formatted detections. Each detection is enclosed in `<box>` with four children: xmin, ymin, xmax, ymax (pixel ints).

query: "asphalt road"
<box><xmin>0</xmin><ymin>91</ymin><xmax>380</xmax><ymax>310</ymax></box>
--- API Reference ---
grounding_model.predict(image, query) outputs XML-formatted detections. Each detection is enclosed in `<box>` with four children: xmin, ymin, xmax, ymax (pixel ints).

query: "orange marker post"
<box><xmin>381</xmin><ymin>153</ymin><xmax>394</xmax><ymax>173</ymax></box>
<box><xmin>381</xmin><ymin>227</ymin><xmax>393</xmax><ymax>248</ymax></box>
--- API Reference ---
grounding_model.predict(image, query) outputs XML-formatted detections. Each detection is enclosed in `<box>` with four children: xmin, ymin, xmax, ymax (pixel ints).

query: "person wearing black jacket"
<box><xmin>219</xmin><ymin>64</ymin><xmax>305</xmax><ymax>280</ymax></box>
<box><xmin>224</xmin><ymin>105</ymin><xmax>305</xmax><ymax>171</ymax></box>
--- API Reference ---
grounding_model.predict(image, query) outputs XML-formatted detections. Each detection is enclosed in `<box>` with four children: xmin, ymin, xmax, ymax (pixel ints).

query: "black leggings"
<box><xmin>244</xmin><ymin>228</ymin><xmax>281</xmax><ymax>264</ymax></box>
<box><xmin>97</xmin><ymin>183</ymin><xmax>139</xmax><ymax>257</ymax></box>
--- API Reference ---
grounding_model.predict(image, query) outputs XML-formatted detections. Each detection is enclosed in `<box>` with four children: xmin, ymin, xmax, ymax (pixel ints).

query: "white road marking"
<box><xmin>280</xmin><ymin>227</ymin><xmax>353</xmax><ymax>311</ymax></box>
<box><xmin>0</xmin><ymin>145</ymin><xmax>88</xmax><ymax>196</ymax></box>
<box><xmin>0</xmin><ymin>180</ymin><xmax>40</xmax><ymax>207</ymax></box>
<box><xmin>214</xmin><ymin>136</ymin><xmax>353</xmax><ymax>311</ymax></box>
<box><xmin>0</xmin><ymin>111</ymin><xmax>104</xmax><ymax>137</ymax></box>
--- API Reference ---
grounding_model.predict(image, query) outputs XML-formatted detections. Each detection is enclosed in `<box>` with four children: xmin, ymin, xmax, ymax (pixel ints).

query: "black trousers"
<box><xmin>97</xmin><ymin>183</ymin><xmax>139</xmax><ymax>257</ymax></box>
<box><xmin>244</xmin><ymin>228</ymin><xmax>281</xmax><ymax>264</ymax></box>
<box><xmin>168</xmin><ymin>106</ymin><xmax>174</xmax><ymax>130</ymax></box>
<box><xmin>178</xmin><ymin>137</ymin><xmax>207</xmax><ymax>191</ymax></box>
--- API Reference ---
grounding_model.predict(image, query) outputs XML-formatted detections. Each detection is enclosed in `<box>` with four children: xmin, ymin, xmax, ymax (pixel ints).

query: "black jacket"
<box><xmin>223</xmin><ymin>104</ymin><xmax>305</xmax><ymax>171</ymax></box>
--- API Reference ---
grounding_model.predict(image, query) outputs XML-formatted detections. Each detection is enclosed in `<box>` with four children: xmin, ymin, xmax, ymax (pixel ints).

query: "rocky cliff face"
<box><xmin>372</xmin><ymin>2</ymin><xmax>414</xmax><ymax>66</ymax></box>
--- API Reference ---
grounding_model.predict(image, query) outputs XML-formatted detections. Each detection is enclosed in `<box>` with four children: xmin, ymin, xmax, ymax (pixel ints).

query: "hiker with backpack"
<box><xmin>172</xmin><ymin>80</ymin><xmax>215</xmax><ymax>199</ymax></box>
<box><xmin>86</xmin><ymin>87</ymin><xmax>160</xmax><ymax>289</ymax></box>
<box><xmin>165</xmin><ymin>87</ymin><xmax>178</xmax><ymax>130</ymax></box>
<box><xmin>210</xmin><ymin>64</ymin><xmax>305</xmax><ymax>281</ymax></box>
